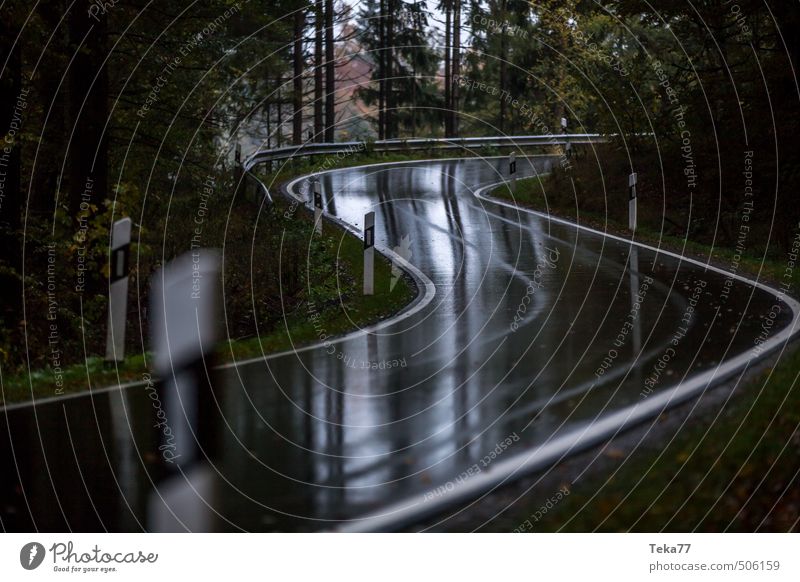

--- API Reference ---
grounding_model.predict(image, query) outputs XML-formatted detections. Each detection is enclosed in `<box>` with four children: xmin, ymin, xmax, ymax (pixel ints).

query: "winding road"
<box><xmin>1</xmin><ymin>156</ymin><xmax>797</xmax><ymax>532</ymax></box>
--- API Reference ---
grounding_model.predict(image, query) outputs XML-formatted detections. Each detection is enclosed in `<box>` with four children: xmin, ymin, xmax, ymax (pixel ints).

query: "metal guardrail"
<box><xmin>242</xmin><ymin>134</ymin><xmax>607</xmax><ymax>172</ymax></box>
<box><xmin>375</xmin><ymin>133</ymin><xmax>605</xmax><ymax>150</ymax></box>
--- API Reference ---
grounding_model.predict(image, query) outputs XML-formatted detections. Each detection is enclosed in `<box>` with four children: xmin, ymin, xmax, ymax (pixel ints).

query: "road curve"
<box><xmin>1</xmin><ymin>156</ymin><xmax>797</xmax><ymax>532</ymax></box>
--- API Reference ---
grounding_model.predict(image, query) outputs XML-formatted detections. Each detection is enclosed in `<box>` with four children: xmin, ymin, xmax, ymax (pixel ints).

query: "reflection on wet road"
<box><xmin>2</xmin><ymin>156</ymin><xmax>796</xmax><ymax>531</ymax></box>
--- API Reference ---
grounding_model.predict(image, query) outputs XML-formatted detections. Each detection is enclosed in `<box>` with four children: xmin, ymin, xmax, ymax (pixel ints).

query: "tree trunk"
<box><xmin>324</xmin><ymin>0</ymin><xmax>335</xmax><ymax>142</ymax></box>
<box><xmin>32</xmin><ymin>4</ymin><xmax>66</xmax><ymax>214</ymax></box>
<box><xmin>451</xmin><ymin>0</ymin><xmax>460</xmax><ymax>137</ymax></box>
<box><xmin>410</xmin><ymin>68</ymin><xmax>416</xmax><ymax>138</ymax></box>
<box><xmin>265</xmin><ymin>98</ymin><xmax>272</xmax><ymax>149</ymax></box>
<box><xmin>292</xmin><ymin>11</ymin><xmax>304</xmax><ymax>145</ymax></box>
<box><xmin>276</xmin><ymin>77</ymin><xmax>284</xmax><ymax>146</ymax></box>
<box><xmin>499</xmin><ymin>0</ymin><xmax>508</xmax><ymax>132</ymax></box>
<box><xmin>0</xmin><ymin>7</ymin><xmax>23</xmax><ymax>325</ymax></box>
<box><xmin>0</xmin><ymin>12</ymin><xmax>21</xmax><ymax>239</ymax></box>
<box><xmin>314</xmin><ymin>0</ymin><xmax>324</xmax><ymax>142</ymax></box>
<box><xmin>378</xmin><ymin>0</ymin><xmax>385</xmax><ymax>140</ymax></box>
<box><xmin>444</xmin><ymin>0</ymin><xmax>452</xmax><ymax>137</ymax></box>
<box><xmin>68</xmin><ymin>0</ymin><xmax>108</xmax><ymax>222</ymax></box>
<box><xmin>385</xmin><ymin>0</ymin><xmax>395</xmax><ymax>139</ymax></box>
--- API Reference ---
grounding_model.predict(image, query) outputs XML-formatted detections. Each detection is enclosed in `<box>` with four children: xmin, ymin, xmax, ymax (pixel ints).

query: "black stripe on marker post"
<box><xmin>364</xmin><ymin>224</ymin><xmax>374</xmax><ymax>250</ymax></box>
<box><xmin>363</xmin><ymin>212</ymin><xmax>375</xmax><ymax>295</ymax></box>
<box><xmin>110</xmin><ymin>243</ymin><xmax>130</xmax><ymax>284</ymax></box>
<box><xmin>313</xmin><ymin>180</ymin><xmax>323</xmax><ymax>236</ymax></box>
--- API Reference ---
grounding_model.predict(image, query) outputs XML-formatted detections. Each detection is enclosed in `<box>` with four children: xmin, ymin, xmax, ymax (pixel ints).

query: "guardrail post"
<box><xmin>313</xmin><ymin>179</ymin><xmax>323</xmax><ymax>236</ymax></box>
<box><xmin>148</xmin><ymin>249</ymin><xmax>222</xmax><ymax>532</ymax></box>
<box><xmin>252</xmin><ymin>172</ymin><xmax>273</xmax><ymax>206</ymax></box>
<box><xmin>105</xmin><ymin>217</ymin><xmax>132</xmax><ymax>362</ymax></box>
<box><xmin>363</xmin><ymin>211</ymin><xmax>375</xmax><ymax>295</ymax></box>
<box><xmin>628</xmin><ymin>172</ymin><xmax>638</xmax><ymax>231</ymax></box>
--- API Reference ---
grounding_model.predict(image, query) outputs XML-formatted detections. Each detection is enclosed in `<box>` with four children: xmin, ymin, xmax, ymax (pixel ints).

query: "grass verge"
<box><xmin>484</xmin><ymin>347</ymin><xmax>800</xmax><ymax>531</ymax></box>
<box><xmin>491</xmin><ymin>174</ymin><xmax>800</xmax><ymax>290</ymax></box>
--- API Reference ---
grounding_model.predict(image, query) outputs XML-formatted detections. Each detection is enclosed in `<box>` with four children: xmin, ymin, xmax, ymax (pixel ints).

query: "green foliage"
<box><xmin>1</xmin><ymin>1</ymin><xmax>306</xmax><ymax>373</ymax></box>
<box><xmin>464</xmin><ymin>1</ymin><xmax>798</xmax><ymax>257</ymax></box>
<box><xmin>355</xmin><ymin>0</ymin><xmax>444</xmax><ymax>137</ymax></box>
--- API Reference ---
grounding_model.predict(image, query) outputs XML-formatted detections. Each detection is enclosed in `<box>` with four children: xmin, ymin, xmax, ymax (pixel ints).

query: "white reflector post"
<box><xmin>628</xmin><ymin>172</ymin><xmax>638</xmax><ymax>231</ymax></box>
<box><xmin>313</xmin><ymin>179</ymin><xmax>323</xmax><ymax>236</ymax></box>
<box><xmin>363</xmin><ymin>211</ymin><xmax>375</xmax><ymax>295</ymax></box>
<box><xmin>148</xmin><ymin>249</ymin><xmax>221</xmax><ymax>532</ymax></box>
<box><xmin>105</xmin><ymin>217</ymin><xmax>132</xmax><ymax>362</ymax></box>
<box><xmin>561</xmin><ymin>117</ymin><xmax>568</xmax><ymax>133</ymax></box>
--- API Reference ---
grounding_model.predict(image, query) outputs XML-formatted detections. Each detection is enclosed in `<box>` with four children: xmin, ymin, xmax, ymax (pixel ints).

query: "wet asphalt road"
<box><xmin>1</xmin><ymin>156</ymin><xmax>796</xmax><ymax>531</ymax></box>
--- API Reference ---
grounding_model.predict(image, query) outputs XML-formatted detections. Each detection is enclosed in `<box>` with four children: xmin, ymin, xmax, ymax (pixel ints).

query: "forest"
<box><xmin>0</xmin><ymin>0</ymin><xmax>797</xmax><ymax>375</ymax></box>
